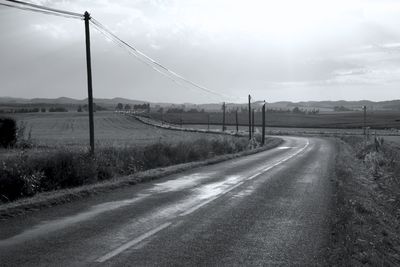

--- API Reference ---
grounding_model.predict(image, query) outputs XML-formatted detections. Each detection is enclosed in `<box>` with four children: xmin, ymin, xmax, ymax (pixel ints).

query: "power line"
<box><xmin>90</xmin><ymin>22</ymin><xmax>206</xmax><ymax>96</ymax></box>
<box><xmin>89</xmin><ymin>20</ymin><xmax>221</xmax><ymax>101</ymax></box>
<box><xmin>90</xmin><ymin>17</ymin><xmax>231</xmax><ymax>100</ymax></box>
<box><xmin>3</xmin><ymin>0</ymin><xmax>83</xmax><ymax>18</ymax></box>
<box><xmin>0</xmin><ymin>2</ymin><xmax>82</xmax><ymax>19</ymax></box>
<box><xmin>1</xmin><ymin>0</ymin><xmax>239</xmax><ymax>101</ymax></box>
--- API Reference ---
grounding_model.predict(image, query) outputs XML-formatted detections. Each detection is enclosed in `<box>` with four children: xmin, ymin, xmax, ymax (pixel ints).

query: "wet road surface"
<box><xmin>0</xmin><ymin>136</ymin><xmax>336</xmax><ymax>266</ymax></box>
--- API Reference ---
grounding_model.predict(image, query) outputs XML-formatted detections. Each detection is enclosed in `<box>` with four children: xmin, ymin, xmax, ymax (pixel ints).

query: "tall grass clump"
<box><xmin>0</xmin><ymin>117</ymin><xmax>17</xmax><ymax>148</ymax></box>
<box><xmin>341</xmin><ymin>135</ymin><xmax>400</xmax><ymax>179</ymax></box>
<box><xmin>0</xmin><ymin>136</ymin><xmax>249</xmax><ymax>202</ymax></box>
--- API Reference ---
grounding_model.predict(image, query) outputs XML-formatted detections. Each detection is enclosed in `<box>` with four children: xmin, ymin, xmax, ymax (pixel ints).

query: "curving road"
<box><xmin>0</xmin><ymin>136</ymin><xmax>336</xmax><ymax>266</ymax></box>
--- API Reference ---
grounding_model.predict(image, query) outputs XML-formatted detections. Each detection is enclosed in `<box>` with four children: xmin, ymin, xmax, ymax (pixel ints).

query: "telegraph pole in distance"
<box><xmin>84</xmin><ymin>11</ymin><xmax>95</xmax><ymax>155</ymax></box>
<box><xmin>252</xmin><ymin>109</ymin><xmax>255</xmax><ymax>135</ymax></box>
<box><xmin>235</xmin><ymin>108</ymin><xmax>239</xmax><ymax>133</ymax></box>
<box><xmin>248</xmin><ymin>94</ymin><xmax>251</xmax><ymax>140</ymax></box>
<box><xmin>262</xmin><ymin>101</ymin><xmax>266</xmax><ymax>145</ymax></box>
<box><xmin>363</xmin><ymin>105</ymin><xmax>367</xmax><ymax>137</ymax></box>
<box><xmin>222</xmin><ymin>102</ymin><xmax>226</xmax><ymax>132</ymax></box>
<box><xmin>207</xmin><ymin>113</ymin><xmax>210</xmax><ymax>131</ymax></box>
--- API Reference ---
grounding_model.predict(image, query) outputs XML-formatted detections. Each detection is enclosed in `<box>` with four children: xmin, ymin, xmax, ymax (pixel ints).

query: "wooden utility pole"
<box><xmin>363</xmin><ymin>105</ymin><xmax>367</xmax><ymax>136</ymax></box>
<box><xmin>252</xmin><ymin>109</ymin><xmax>255</xmax><ymax>135</ymax></box>
<box><xmin>207</xmin><ymin>114</ymin><xmax>210</xmax><ymax>131</ymax></box>
<box><xmin>222</xmin><ymin>102</ymin><xmax>226</xmax><ymax>132</ymax></box>
<box><xmin>235</xmin><ymin>108</ymin><xmax>239</xmax><ymax>133</ymax></box>
<box><xmin>262</xmin><ymin>102</ymin><xmax>266</xmax><ymax>145</ymax></box>
<box><xmin>248</xmin><ymin>94</ymin><xmax>251</xmax><ymax>140</ymax></box>
<box><xmin>84</xmin><ymin>11</ymin><xmax>94</xmax><ymax>155</ymax></box>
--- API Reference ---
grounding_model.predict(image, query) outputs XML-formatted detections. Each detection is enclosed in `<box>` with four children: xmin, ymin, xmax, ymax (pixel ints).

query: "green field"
<box><xmin>9</xmin><ymin>111</ymin><xmax>221</xmax><ymax>147</ymax></box>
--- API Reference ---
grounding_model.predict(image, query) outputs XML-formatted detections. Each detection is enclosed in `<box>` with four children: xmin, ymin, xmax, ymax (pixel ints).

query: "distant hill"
<box><xmin>0</xmin><ymin>97</ymin><xmax>399</xmax><ymax>112</ymax></box>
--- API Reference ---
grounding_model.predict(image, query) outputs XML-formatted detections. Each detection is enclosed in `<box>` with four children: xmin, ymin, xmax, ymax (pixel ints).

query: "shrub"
<box><xmin>0</xmin><ymin>153</ymin><xmax>44</xmax><ymax>201</ymax></box>
<box><xmin>15</xmin><ymin>121</ymin><xmax>33</xmax><ymax>149</ymax></box>
<box><xmin>0</xmin><ymin>117</ymin><xmax>17</xmax><ymax>148</ymax></box>
<box><xmin>0</xmin><ymin>137</ymin><xmax>250</xmax><ymax>203</ymax></box>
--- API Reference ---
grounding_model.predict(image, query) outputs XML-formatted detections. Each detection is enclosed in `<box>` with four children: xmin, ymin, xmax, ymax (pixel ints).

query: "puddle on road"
<box><xmin>0</xmin><ymin>174</ymin><xmax>246</xmax><ymax>247</ymax></box>
<box><xmin>232</xmin><ymin>185</ymin><xmax>257</xmax><ymax>199</ymax></box>
<box><xmin>277</xmin><ymin>146</ymin><xmax>296</xmax><ymax>150</ymax></box>
<box><xmin>0</xmin><ymin>194</ymin><xmax>148</xmax><ymax>246</ymax></box>
<box><xmin>150</xmin><ymin>172</ymin><xmax>215</xmax><ymax>193</ymax></box>
<box><xmin>194</xmin><ymin>175</ymin><xmax>242</xmax><ymax>200</ymax></box>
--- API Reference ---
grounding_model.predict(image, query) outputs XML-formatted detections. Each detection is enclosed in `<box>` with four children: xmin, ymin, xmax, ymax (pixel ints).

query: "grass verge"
<box><xmin>330</xmin><ymin>136</ymin><xmax>400</xmax><ymax>266</ymax></box>
<box><xmin>0</xmin><ymin>137</ymin><xmax>282</xmax><ymax>219</ymax></box>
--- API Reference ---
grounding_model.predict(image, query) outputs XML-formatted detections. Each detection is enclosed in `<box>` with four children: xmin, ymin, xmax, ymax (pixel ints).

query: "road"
<box><xmin>0</xmin><ymin>136</ymin><xmax>336</xmax><ymax>266</ymax></box>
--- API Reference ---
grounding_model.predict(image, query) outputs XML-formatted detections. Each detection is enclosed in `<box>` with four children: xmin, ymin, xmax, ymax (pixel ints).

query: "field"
<box><xmin>5</xmin><ymin>111</ymin><xmax>400</xmax><ymax>150</ymax></box>
<box><xmin>1</xmin><ymin>111</ymin><xmax>259</xmax><ymax>202</ymax></box>
<box><xmin>7</xmin><ymin>111</ymin><xmax>222</xmax><ymax>148</ymax></box>
<box><xmin>153</xmin><ymin>110</ymin><xmax>400</xmax><ymax>129</ymax></box>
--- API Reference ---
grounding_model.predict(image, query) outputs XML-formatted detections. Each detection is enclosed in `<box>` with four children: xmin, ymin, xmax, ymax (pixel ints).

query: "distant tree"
<box><xmin>77</xmin><ymin>105</ymin><xmax>83</xmax><ymax>112</ymax></box>
<box><xmin>94</xmin><ymin>104</ymin><xmax>107</xmax><ymax>111</ymax></box>
<box><xmin>49</xmin><ymin>107</ymin><xmax>68</xmax><ymax>112</ymax></box>
<box><xmin>41</xmin><ymin>107</ymin><xmax>46</xmax><ymax>112</ymax></box>
<box><xmin>157</xmin><ymin>107</ymin><xmax>164</xmax><ymax>113</ymax></box>
<box><xmin>308</xmin><ymin>108</ymin><xmax>320</xmax><ymax>115</ymax></box>
<box><xmin>292</xmin><ymin>107</ymin><xmax>306</xmax><ymax>114</ymax></box>
<box><xmin>166</xmin><ymin>108</ymin><xmax>184</xmax><ymax>113</ymax></box>
<box><xmin>116</xmin><ymin>103</ymin><xmax>123</xmax><ymax>110</ymax></box>
<box><xmin>240</xmin><ymin>107</ymin><xmax>248</xmax><ymax>113</ymax></box>
<box><xmin>333</xmin><ymin>106</ymin><xmax>350</xmax><ymax>112</ymax></box>
<box><xmin>124</xmin><ymin>104</ymin><xmax>131</xmax><ymax>110</ymax></box>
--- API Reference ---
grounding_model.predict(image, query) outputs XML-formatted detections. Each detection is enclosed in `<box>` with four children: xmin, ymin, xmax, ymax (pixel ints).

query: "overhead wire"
<box><xmin>90</xmin><ymin>17</ymin><xmax>230</xmax><ymax>100</ymax></box>
<box><xmin>0</xmin><ymin>2</ymin><xmax>82</xmax><ymax>19</ymax></box>
<box><xmin>4</xmin><ymin>0</ymin><xmax>83</xmax><ymax>18</ymax></box>
<box><xmin>1</xmin><ymin>0</ymin><xmax>239</xmax><ymax>101</ymax></box>
<box><xmin>89</xmin><ymin>21</ymin><xmax>218</xmax><ymax>100</ymax></box>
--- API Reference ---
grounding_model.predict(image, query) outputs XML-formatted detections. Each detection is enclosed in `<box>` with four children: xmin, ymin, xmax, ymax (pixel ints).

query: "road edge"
<box><xmin>0</xmin><ymin>138</ymin><xmax>283</xmax><ymax>220</ymax></box>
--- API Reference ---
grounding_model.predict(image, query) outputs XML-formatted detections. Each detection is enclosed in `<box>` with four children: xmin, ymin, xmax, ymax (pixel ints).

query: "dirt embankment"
<box><xmin>330</xmin><ymin>137</ymin><xmax>400</xmax><ymax>266</ymax></box>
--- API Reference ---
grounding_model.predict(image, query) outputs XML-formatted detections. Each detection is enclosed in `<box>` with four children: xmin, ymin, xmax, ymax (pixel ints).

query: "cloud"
<box><xmin>1</xmin><ymin>0</ymin><xmax>400</xmax><ymax>103</ymax></box>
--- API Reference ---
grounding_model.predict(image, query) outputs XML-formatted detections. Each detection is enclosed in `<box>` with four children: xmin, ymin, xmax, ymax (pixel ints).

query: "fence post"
<box><xmin>252</xmin><ymin>108</ymin><xmax>255</xmax><ymax>135</ymax></box>
<box><xmin>84</xmin><ymin>11</ymin><xmax>95</xmax><ymax>155</ymax></box>
<box><xmin>222</xmin><ymin>102</ymin><xmax>226</xmax><ymax>132</ymax></box>
<box><xmin>248</xmin><ymin>94</ymin><xmax>251</xmax><ymax>140</ymax></box>
<box><xmin>262</xmin><ymin>102</ymin><xmax>266</xmax><ymax>145</ymax></box>
<box><xmin>363</xmin><ymin>105</ymin><xmax>367</xmax><ymax>137</ymax></box>
<box><xmin>207</xmin><ymin>114</ymin><xmax>210</xmax><ymax>131</ymax></box>
<box><xmin>235</xmin><ymin>108</ymin><xmax>239</xmax><ymax>133</ymax></box>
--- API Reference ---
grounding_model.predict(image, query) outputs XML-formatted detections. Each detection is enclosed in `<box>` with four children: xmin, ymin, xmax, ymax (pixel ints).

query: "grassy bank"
<box><xmin>330</xmin><ymin>136</ymin><xmax>400</xmax><ymax>265</ymax></box>
<box><xmin>0</xmin><ymin>136</ymin><xmax>268</xmax><ymax>203</ymax></box>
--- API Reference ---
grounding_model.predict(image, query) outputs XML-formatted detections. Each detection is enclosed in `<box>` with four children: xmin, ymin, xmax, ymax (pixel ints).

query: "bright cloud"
<box><xmin>0</xmin><ymin>0</ymin><xmax>400</xmax><ymax>103</ymax></box>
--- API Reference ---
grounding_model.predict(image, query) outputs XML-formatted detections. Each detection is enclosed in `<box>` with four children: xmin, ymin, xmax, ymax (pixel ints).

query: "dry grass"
<box><xmin>330</xmin><ymin>137</ymin><xmax>400</xmax><ymax>266</ymax></box>
<box><xmin>0</xmin><ymin>136</ymin><xmax>252</xmax><ymax>203</ymax></box>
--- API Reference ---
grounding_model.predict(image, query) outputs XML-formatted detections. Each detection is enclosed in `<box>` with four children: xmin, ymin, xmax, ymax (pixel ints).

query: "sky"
<box><xmin>1</xmin><ymin>0</ymin><xmax>400</xmax><ymax>103</ymax></box>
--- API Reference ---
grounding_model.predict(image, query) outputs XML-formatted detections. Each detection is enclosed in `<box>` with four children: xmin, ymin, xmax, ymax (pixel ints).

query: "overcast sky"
<box><xmin>1</xmin><ymin>0</ymin><xmax>400</xmax><ymax>103</ymax></box>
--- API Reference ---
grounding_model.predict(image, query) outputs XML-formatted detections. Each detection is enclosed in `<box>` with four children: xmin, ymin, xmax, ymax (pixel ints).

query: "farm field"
<box><xmin>8</xmin><ymin>111</ymin><xmax>222</xmax><ymax>147</ymax></box>
<box><xmin>152</xmin><ymin>110</ymin><xmax>400</xmax><ymax>129</ymax></box>
<box><xmin>182</xmin><ymin>124</ymin><xmax>400</xmax><ymax>136</ymax></box>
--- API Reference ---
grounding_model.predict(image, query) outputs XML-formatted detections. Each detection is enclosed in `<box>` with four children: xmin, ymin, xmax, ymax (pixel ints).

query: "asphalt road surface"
<box><xmin>0</xmin><ymin>136</ymin><xmax>336</xmax><ymax>266</ymax></box>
